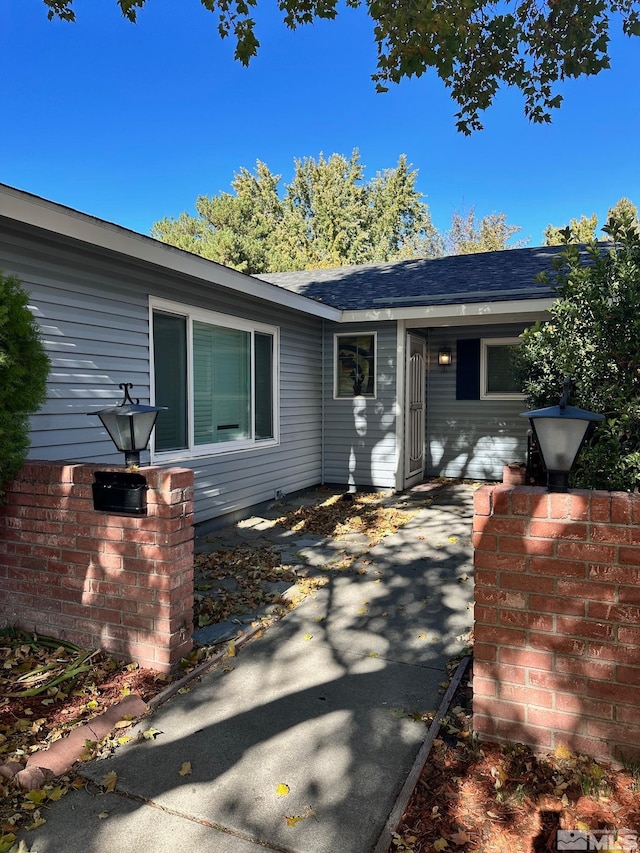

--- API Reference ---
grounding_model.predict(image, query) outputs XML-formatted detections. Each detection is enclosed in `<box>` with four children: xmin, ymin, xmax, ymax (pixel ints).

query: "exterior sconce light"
<box><xmin>438</xmin><ymin>347</ymin><xmax>452</xmax><ymax>367</ymax></box>
<box><xmin>520</xmin><ymin>377</ymin><xmax>603</xmax><ymax>492</ymax></box>
<box><xmin>92</xmin><ymin>383</ymin><xmax>166</xmax><ymax>467</ymax></box>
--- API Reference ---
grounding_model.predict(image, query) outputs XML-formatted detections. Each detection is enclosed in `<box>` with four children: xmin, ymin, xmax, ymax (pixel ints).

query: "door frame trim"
<box><xmin>403</xmin><ymin>331</ymin><xmax>426</xmax><ymax>489</ymax></box>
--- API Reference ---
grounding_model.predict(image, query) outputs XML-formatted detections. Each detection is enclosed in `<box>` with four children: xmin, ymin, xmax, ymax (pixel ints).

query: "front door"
<box><xmin>404</xmin><ymin>333</ymin><xmax>426</xmax><ymax>488</ymax></box>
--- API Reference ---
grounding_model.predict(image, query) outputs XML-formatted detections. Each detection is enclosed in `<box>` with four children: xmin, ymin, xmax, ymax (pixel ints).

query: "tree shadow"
<box><xmin>472</xmin><ymin>485</ymin><xmax>640</xmax><ymax>845</ymax></box>
<box><xmin>19</xmin><ymin>485</ymin><xmax>476</xmax><ymax>853</ymax></box>
<box><xmin>0</xmin><ymin>460</ymin><xmax>193</xmax><ymax>674</ymax></box>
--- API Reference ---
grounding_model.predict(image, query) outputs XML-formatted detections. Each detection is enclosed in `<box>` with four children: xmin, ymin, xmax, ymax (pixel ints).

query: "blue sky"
<box><xmin>2</xmin><ymin>0</ymin><xmax>639</xmax><ymax>248</ymax></box>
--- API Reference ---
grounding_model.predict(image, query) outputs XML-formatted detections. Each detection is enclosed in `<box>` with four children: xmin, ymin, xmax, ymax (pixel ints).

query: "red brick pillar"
<box><xmin>0</xmin><ymin>461</ymin><xmax>194</xmax><ymax>672</ymax></box>
<box><xmin>473</xmin><ymin>484</ymin><xmax>640</xmax><ymax>765</ymax></box>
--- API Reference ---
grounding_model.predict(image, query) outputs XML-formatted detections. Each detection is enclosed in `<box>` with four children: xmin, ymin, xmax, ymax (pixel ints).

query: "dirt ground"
<box><xmin>393</xmin><ymin>671</ymin><xmax>640</xmax><ymax>852</ymax></box>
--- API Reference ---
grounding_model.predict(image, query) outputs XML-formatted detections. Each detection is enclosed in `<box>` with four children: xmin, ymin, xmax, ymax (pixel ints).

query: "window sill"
<box><xmin>152</xmin><ymin>439</ymin><xmax>280</xmax><ymax>464</ymax></box>
<box><xmin>334</xmin><ymin>395</ymin><xmax>377</xmax><ymax>401</ymax></box>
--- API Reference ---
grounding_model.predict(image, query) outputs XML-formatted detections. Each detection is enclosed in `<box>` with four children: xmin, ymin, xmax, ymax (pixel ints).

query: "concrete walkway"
<box><xmin>17</xmin><ymin>484</ymin><xmax>475</xmax><ymax>853</ymax></box>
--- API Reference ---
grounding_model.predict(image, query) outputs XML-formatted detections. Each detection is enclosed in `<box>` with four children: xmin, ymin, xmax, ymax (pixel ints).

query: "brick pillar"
<box><xmin>473</xmin><ymin>484</ymin><xmax>640</xmax><ymax>765</ymax></box>
<box><xmin>0</xmin><ymin>461</ymin><xmax>194</xmax><ymax>672</ymax></box>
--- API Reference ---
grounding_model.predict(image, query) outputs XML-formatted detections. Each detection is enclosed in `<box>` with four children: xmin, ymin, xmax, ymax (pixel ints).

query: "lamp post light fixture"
<box><xmin>92</xmin><ymin>383</ymin><xmax>166</xmax><ymax>467</ymax></box>
<box><xmin>520</xmin><ymin>377</ymin><xmax>604</xmax><ymax>493</ymax></box>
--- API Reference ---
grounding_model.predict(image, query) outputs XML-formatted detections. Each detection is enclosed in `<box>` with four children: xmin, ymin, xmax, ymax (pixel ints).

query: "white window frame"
<box><xmin>149</xmin><ymin>297</ymin><xmax>280</xmax><ymax>461</ymax></box>
<box><xmin>480</xmin><ymin>337</ymin><xmax>525</xmax><ymax>401</ymax></box>
<box><xmin>333</xmin><ymin>331</ymin><xmax>377</xmax><ymax>400</ymax></box>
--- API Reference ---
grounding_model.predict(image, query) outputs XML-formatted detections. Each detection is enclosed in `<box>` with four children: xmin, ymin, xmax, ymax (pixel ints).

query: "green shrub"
<box><xmin>514</xmin><ymin>212</ymin><xmax>640</xmax><ymax>492</ymax></box>
<box><xmin>0</xmin><ymin>272</ymin><xmax>50</xmax><ymax>498</ymax></box>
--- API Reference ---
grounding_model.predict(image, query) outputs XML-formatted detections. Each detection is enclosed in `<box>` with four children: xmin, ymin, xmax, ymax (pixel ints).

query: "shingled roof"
<box><xmin>257</xmin><ymin>245</ymin><xmax>570</xmax><ymax>311</ymax></box>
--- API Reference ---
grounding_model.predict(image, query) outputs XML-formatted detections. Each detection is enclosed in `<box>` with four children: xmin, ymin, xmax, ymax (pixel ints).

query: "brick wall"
<box><xmin>0</xmin><ymin>461</ymin><xmax>194</xmax><ymax>672</ymax></box>
<box><xmin>473</xmin><ymin>484</ymin><xmax>640</xmax><ymax>765</ymax></box>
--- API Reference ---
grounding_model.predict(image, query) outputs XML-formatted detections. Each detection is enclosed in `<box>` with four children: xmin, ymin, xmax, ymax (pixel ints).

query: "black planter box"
<box><xmin>92</xmin><ymin>471</ymin><xmax>148</xmax><ymax>516</ymax></box>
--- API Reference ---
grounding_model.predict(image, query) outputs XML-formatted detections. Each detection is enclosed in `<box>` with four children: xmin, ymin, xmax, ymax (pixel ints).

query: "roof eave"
<box><xmin>339</xmin><ymin>297</ymin><xmax>554</xmax><ymax>326</ymax></box>
<box><xmin>0</xmin><ymin>184</ymin><xmax>342</xmax><ymax>321</ymax></box>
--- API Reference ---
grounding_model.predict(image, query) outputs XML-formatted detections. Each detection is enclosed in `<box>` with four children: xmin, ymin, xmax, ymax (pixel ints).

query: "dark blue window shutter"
<box><xmin>456</xmin><ymin>339</ymin><xmax>480</xmax><ymax>400</ymax></box>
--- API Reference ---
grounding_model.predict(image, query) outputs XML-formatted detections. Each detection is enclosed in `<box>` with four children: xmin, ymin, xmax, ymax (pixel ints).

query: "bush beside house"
<box><xmin>0</xmin><ymin>272</ymin><xmax>50</xmax><ymax>499</ymax></box>
<box><xmin>514</xmin><ymin>212</ymin><xmax>640</xmax><ymax>492</ymax></box>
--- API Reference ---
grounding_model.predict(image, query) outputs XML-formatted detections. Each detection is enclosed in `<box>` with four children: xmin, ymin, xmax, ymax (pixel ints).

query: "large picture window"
<box><xmin>151</xmin><ymin>300</ymin><xmax>278</xmax><ymax>457</ymax></box>
<box><xmin>334</xmin><ymin>333</ymin><xmax>376</xmax><ymax>399</ymax></box>
<box><xmin>480</xmin><ymin>337</ymin><xmax>524</xmax><ymax>400</ymax></box>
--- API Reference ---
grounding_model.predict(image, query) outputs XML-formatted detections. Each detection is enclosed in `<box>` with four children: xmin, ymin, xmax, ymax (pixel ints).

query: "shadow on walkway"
<box><xmin>19</xmin><ymin>484</ymin><xmax>476</xmax><ymax>853</ymax></box>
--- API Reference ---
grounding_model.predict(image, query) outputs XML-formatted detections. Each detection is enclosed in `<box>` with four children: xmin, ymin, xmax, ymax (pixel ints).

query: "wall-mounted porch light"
<box><xmin>520</xmin><ymin>377</ymin><xmax>604</xmax><ymax>492</ymax></box>
<box><xmin>438</xmin><ymin>347</ymin><xmax>452</xmax><ymax>367</ymax></box>
<box><xmin>92</xmin><ymin>383</ymin><xmax>167</xmax><ymax>467</ymax></box>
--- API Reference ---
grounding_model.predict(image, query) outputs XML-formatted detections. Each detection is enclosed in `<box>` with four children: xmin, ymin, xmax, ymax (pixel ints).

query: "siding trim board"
<box><xmin>342</xmin><ymin>297</ymin><xmax>552</xmax><ymax>325</ymax></box>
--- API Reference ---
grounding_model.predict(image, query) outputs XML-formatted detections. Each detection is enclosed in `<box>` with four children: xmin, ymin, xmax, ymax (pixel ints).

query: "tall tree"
<box><xmin>445</xmin><ymin>207</ymin><xmax>527</xmax><ymax>255</ymax></box>
<box><xmin>152</xmin><ymin>151</ymin><xmax>442</xmax><ymax>273</ymax></box>
<box><xmin>42</xmin><ymin>0</ymin><xmax>640</xmax><ymax>133</ymax></box>
<box><xmin>151</xmin><ymin>162</ymin><xmax>283</xmax><ymax>273</ymax></box>
<box><xmin>368</xmin><ymin>158</ymin><xmax>445</xmax><ymax>261</ymax></box>
<box><xmin>607</xmin><ymin>197</ymin><xmax>640</xmax><ymax>234</ymax></box>
<box><xmin>543</xmin><ymin>198</ymin><xmax>639</xmax><ymax>245</ymax></box>
<box><xmin>543</xmin><ymin>213</ymin><xmax>599</xmax><ymax>246</ymax></box>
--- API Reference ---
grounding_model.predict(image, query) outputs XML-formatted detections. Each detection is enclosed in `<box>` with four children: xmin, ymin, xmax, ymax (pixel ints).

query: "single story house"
<box><xmin>0</xmin><ymin>183</ymin><xmax>559</xmax><ymax>526</ymax></box>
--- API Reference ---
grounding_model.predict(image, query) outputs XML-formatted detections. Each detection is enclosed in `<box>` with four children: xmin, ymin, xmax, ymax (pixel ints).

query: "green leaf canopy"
<box><xmin>42</xmin><ymin>0</ymin><xmax>640</xmax><ymax>131</ymax></box>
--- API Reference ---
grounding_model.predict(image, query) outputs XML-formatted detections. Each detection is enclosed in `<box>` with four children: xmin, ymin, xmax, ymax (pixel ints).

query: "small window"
<box><xmin>480</xmin><ymin>338</ymin><xmax>524</xmax><ymax>400</ymax></box>
<box><xmin>334</xmin><ymin>333</ymin><xmax>376</xmax><ymax>398</ymax></box>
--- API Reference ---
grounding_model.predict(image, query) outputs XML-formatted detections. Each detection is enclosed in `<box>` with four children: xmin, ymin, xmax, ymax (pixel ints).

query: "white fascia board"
<box><xmin>339</xmin><ymin>297</ymin><xmax>554</xmax><ymax>327</ymax></box>
<box><xmin>0</xmin><ymin>184</ymin><xmax>341</xmax><ymax>321</ymax></box>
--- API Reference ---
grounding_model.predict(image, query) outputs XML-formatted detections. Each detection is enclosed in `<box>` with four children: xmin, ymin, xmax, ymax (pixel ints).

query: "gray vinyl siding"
<box><xmin>0</xmin><ymin>221</ymin><xmax>324</xmax><ymax>524</ymax></box>
<box><xmin>0</xmin><ymin>230</ymin><xmax>150</xmax><ymax>462</ymax></box>
<box><xmin>322</xmin><ymin>320</ymin><xmax>398</xmax><ymax>490</ymax></box>
<box><xmin>426</xmin><ymin>323</ymin><xmax>530</xmax><ymax>480</ymax></box>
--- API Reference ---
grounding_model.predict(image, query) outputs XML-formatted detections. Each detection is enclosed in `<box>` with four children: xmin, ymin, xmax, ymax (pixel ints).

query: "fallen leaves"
<box><xmin>193</xmin><ymin>547</ymin><xmax>296</xmax><ymax>629</ymax></box>
<box><xmin>449</xmin><ymin>830</ymin><xmax>470</xmax><ymax>846</ymax></box>
<box><xmin>23</xmin><ymin>791</ymin><xmax>46</xmax><ymax>807</ymax></box>
<box><xmin>101</xmin><ymin>771</ymin><xmax>118</xmax><ymax>792</ymax></box>
<box><xmin>275</xmin><ymin>492</ymin><xmax>417</xmax><ymax>546</ymax></box>
<box><xmin>1</xmin><ymin>629</ymin><xmax>96</xmax><ymax>700</ymax></box>
<box><xmin>554</xmin><ymin>742</ymin><xmax>572</xmax><ymax>761</ymax></box>
<box><xmin>3</xmin><ymin>842</ymin><xmax>38</xmax><ymax>853</ymax></box>
<box><xmin>393</xmin><ymin>669</ymin><xmax>640</xmax><ymax>852</ymax></box>
<box><xmin>284</xmin><ymin>805</ymin><xmax>317</xmax><ymax>827</ymax></box>
<box><xmin>142</xmin><ymin>727</ymin><xmax>162</xmax><ymax>741</ymax></box>
<box><xmin>0</xmin><ymin>632</ymin><xmax>162</xmax><ymax>838</ymax></box>
<box><xmin>190</xmin><ymin>490</ymin><xmax>411</xmax><ymax>655</ymax></box>
<box><xmin>273</xmin><ymin>782</ymin><xmax>316</xmax><ymax>827</ymax></box>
